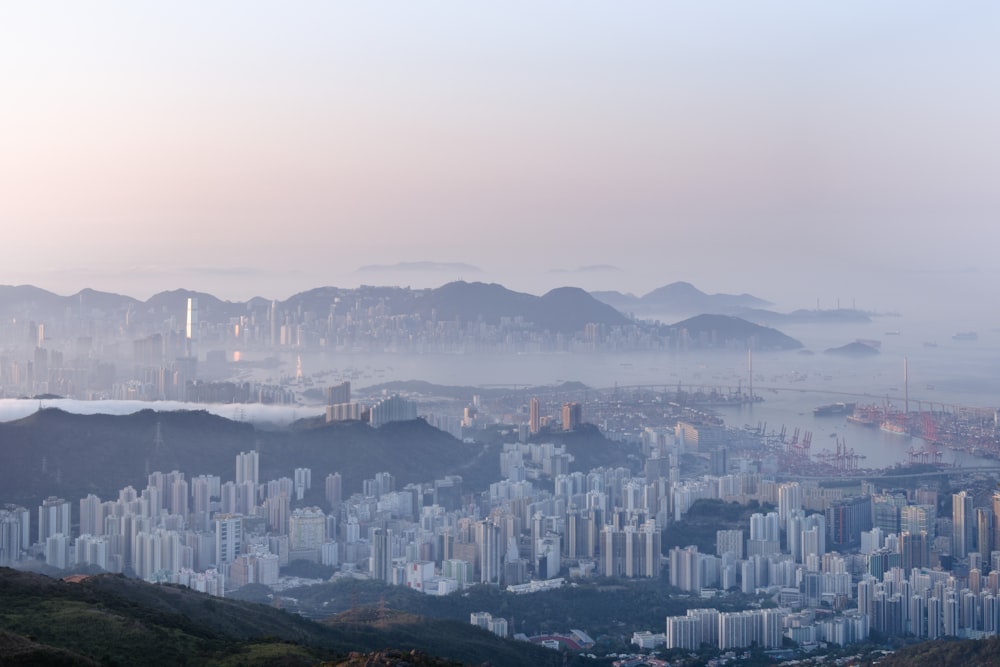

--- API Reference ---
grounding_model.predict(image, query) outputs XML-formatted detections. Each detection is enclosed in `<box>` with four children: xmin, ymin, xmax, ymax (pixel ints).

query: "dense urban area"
<box><xmin>3</xmin><ymin>287</ymin><xmax>1000</xmax><ymax>666</ymax></box>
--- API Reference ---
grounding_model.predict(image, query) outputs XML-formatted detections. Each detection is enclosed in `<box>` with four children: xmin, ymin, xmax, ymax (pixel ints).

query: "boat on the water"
<box><xmin>814</xmin><ymin>402</ymin><xmax>857</xmax><ymax>416</ymax></box>
<box><xmin>880</xmin><ymin>420</ymin><xmax>909</xmax><ymax>436</ymax></box>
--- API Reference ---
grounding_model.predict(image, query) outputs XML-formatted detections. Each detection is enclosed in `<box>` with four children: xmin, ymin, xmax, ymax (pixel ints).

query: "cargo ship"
<box><xmin>847</xmin><ymin>404</ymin><xmax>881</xmax><ymax>427</ymax></box>
<box><xmin>880</xmin><ymin>419</ymin><xmax>909</xmax><ymax>436</ymax></box>
<box><xmin>814</xmin><ymin>402</ymin><xmax>857</xmax><ymax>416</ymax></box>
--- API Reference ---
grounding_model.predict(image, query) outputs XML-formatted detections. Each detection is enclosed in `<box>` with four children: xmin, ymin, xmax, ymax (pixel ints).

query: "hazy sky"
<box><xmin>2</xmin><ymin>2</ymin><xmax>998</xmax><ymax>313</ymax></box>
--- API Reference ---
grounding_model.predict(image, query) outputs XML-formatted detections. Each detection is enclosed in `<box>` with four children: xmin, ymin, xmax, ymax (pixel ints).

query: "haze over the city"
<box><xmin>2</xmin><ymin>2</ymin><xmax>998</xmax><ymax>316</ymax></box>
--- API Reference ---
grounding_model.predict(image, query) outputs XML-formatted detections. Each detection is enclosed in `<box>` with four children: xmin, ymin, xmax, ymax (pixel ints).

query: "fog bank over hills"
<box><xmin>0</xmin><ymin>398</ymin><xmax>320</xmax><ymax>426</ymax></box>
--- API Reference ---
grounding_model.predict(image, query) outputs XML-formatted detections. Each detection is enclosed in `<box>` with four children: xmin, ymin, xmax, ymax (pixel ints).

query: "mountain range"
<box><xmin>590</xmin><ymin>281</ymin><xmax>771</xmax><ymax>315</ymax></box>
<box><xmin>0</xmin><ymin>408</ymin><xmax>635</xmax><ymax>511</ymax></box>
<box><xmin>0</xmin><ymin>280</ymin><xmax>772</xmax><ymax>330</ymax></box>
<box><xmin>0</xmin><ymin>280</ymin><xmax>821</xmax><ymax>352</ymax></box>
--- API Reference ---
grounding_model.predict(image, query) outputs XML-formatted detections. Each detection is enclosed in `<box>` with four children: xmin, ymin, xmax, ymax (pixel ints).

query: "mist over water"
<box><xmin>273</xmin><ymin>307</ymin><xmax>1000</xmax><ymax>470</ymax></box>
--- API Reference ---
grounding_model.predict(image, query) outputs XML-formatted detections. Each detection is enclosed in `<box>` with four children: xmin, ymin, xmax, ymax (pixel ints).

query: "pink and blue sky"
<box><xmin>1</xmin><ymin>2</ymin><xmax>998</xmax><ymax>315</ymax></box>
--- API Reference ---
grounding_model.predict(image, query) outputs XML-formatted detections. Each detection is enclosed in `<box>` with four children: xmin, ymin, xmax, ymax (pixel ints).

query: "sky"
<box><xmin>1</xmin><ymin>2</ymin><xmax>998</xmax><ymax>315</ymax></box>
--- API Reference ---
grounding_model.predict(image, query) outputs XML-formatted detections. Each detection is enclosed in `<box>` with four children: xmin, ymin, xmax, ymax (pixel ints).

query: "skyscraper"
<box><xmin>185</xmin><ymin>297</ymin><xmax>198</xmax><ymax>358</ymax></box>
<box><xmin>236</xmin><ymin>450</ymin><xmax>259</xmax><ymax>486</ymax></box>
<box><xmin>79</xmin><ymin>494</ymin><xmax>105</xmax><ymax>537</ymax></box>
<box><xmin>953</xmin><ymin>490</ymin><xmax>973</xmax><ymax>559</ymax></box>
<box><xmin>215</xmin><ymin>514</ymin><xmax>243</xmax><ymax>565</ymax></box>
<box><xmin>371</xmin><ymin>527</ymin><xmax>393</xmax><ymax>583</ymax></box>
<box><xmin>477</xmin><ymin>519</ymin><xmax>502</xmax><ymax>585</ymax></box>
<box><xmin>562</xmin><ymin>402</ymin><xmax>582</xmax><ymax>431</ymax></box>
<box><xmin>325</xmin><ymin>472</ymin><xmax>342</xmax><ymax>510</ymax></box>
<box><xmin>38</xmin><ymin>496</ymin><xmax>71</xmax><ymax>543</ymax></box>
<box><xmin>529</xmin><ymin>397</ymin><xmax>540</xmax><ymax>435</ymax></box>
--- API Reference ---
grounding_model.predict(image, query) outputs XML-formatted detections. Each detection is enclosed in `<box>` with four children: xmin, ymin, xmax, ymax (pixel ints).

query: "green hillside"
<box><xmin>0</xmin><ymin>567</ymin><xmax>569</xmax><ymax>667</ymax></box>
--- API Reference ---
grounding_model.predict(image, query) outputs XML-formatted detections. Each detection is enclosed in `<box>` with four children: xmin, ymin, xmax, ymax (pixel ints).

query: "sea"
<box><xmin>275</xmin><ymin>312</ymin><xmax>1000</xmax><ymax>471</ymax></box>
<box><xmin>2</xmin><ymin>309</ymin><xmax>997</xmax><ymax>471</ymax></box>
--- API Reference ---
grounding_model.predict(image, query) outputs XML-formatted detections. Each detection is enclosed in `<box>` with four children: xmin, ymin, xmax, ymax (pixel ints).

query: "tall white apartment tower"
<box><xmin>953</xmin><ymin>490</ymin><xmax>974</xmax><ymax>559</ymax></box>
<box><xmin>236</xmin><ymin>451</ymin><xmax>259</xmax><ymax>487</ymax></box>
<box><xmin>38</xmin><ymin>496</ymin><xmax>71</xmax><ymax>543</ymax></box>
<box><xmin>186</xmin><ymin>297</ymin><xmax>198</xmax><ymax>358</ymax></box>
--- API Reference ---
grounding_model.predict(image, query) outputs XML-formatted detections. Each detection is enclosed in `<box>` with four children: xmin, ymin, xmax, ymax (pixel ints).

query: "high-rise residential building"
<box><xmin>992</xmin><ymin>492</ymin><xmax>1000</xmax><ymax>554</ymax></box>
<box><xmin>716</xmin><ymin>529</ymin><xmax>744</xmax><ymax>559</ymax></box>
<box><xmin>215</xmin><ymin>514</ymin><xmax>243</xmax><ymax>567</ymax></box>
<box><xmin>953</xmin><ymin>490</ymin><xmax>974</xmax><ymax>559</ymax></box>
<box><xmin>190</xmin><ymin>475</ymin><xmax>219</xmax><ymax>533</ymax></box>
<box><xmin>79</xmin><ymin>494</ymin><xmax>105</xmax><ymax>537</ymax></box>
<box><xmin>669</xmin><ymin>545</ymin><xmax>701</xmax><ymax>592</ymax></box>
<box><xmin>371</xmin><ymin>527</ymin><xmax>393</xmax><ymax>583</ymax></box>
<box><xmin>236</xmin><ymin>450</ymin><xmax>259</xmax><ymax>486</ymax></box>
<box><xmin>325</xmin><ymin>473</ymin><xmax>342</xmax><ymax>509</ymax></box>
<box><xmin>0</xmin><ymin>505</ymin><xmax>31</xmax><ymax>566</ymax></box>
<box><xmin>289</xmin><ymin>507</ymin><xmax>327</xmax><ymax>551</ymax></box>
<box><xmin>777</xmin><ymin>482</ymin><xmax>803</xmax><ymax>525</ymax></box>
<box><xmin>325</xmin><ymin>381</ymin><xmax>351</xmax><ymax>406</ymax></box>
<box><xmin>369</xmin><ymin>394</ymin><xmax>418</xmax><ymax>428</ymax></box>
<box><xmin>901</xmin><ymin>530</ymin><xmax>931</xmax><ymax>570</ymax></box>
<box><xmin>169</xmin><ymin>475</ymin><xmax>189</xmax><ymax>520</ymax></box>
<box><xmin>269</xmin><ymin>300</ymin><xmax>278</xmax><ymax>347</ymax></box>
<box><xmin>185</xmin><ymin>297</ymin><xmax>198</xmax><ymax>358</ymax></box>
<box><xmin>826</xmin><ymin>496</ymin><xmax>872</xmax><ymax>548</ymax></box>
<box><xmin>476</xmin><ymin>519</ymin><xmax>502</xmax><ymax>585</ymax></box>
<box><xmin>294</xmin><ymin>468</ymin><xmax>311</xmax><ymax>501</ymax></box>
<box><xmin>264</xmin><ymin>494</ymin><xmax>290</xmax><ymax>536</ymax></box>
<box><xmin>529</xmin><ymin>397</ymin><xmax>540</xmax><ymax>435</ymax></box>
<box><xmin>562</xmin><ymin>402</ymin><xmax>582</xmax><ymax>431</ymax></box>
<box><xmin>979</xmin><ymin>507</ymin><xmax>995</xmax><ymax>563</ymax></box>
<box><xmin>38</xmin><ymin>496</ymin><xmax>71</xmax><ymax>543</ymax></box>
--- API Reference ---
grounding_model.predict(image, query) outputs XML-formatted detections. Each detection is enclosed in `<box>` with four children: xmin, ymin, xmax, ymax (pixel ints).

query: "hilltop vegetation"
<box><xmin>0</xmin><ymin>409</ymin><xmax>485</xmax><ymax>508</ymax></box>
<box><xmin>0</xmin><ymin>568</ymin><xmax>568</xmax><ymax>667</ymax></box>
<box><xmin>868</xmin><ymin>637</ymin><xmax>1000</xmax><ymax>666</ymax></box>
<box><xmin>0</xmin><ymin>408</ymin><xmax>640</xmax><ymax>510</ymax></box>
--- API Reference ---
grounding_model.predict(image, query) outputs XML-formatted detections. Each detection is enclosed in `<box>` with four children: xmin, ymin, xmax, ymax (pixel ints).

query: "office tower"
<box><xmin>529</xmin><ymin>397</ymin><xmax>540</xmax><ymax>434</ymax></box>
<box><xmin>236</xmin><ymin>450</ymin><xmax>259</xmax><ymax>486</ymax></box>
<box><xmin>38</xmin><ymin>496</ymin><xmax>71</xmax><ymax>543</ymax></box>
<box><xmin>953</xmin><ymin>490</ymin><xmax>973</xmax><ymax>559</ymax></box>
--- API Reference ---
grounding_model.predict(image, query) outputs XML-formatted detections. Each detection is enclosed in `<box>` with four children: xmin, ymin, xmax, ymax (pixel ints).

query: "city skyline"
<box><xmin>2</xmin><ymin>2</ymin><xmax>999</xmax><ymax>316</ymax></box>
